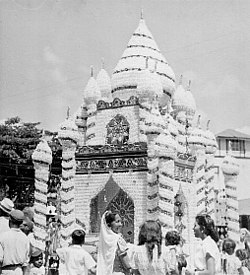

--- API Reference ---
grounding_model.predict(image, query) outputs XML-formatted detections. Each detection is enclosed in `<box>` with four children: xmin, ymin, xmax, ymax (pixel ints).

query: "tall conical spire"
<box><xmin>111</xmin><ymin>16</ymin><xmax>175</xmax><ymax>100</ymax></box>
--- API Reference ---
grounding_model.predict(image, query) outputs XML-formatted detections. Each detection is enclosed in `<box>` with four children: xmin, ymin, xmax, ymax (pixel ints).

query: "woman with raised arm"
<box><xmin>97</xmin><ymin>211</ymin><xmax>132</xmax><ymax>275</ymax></box>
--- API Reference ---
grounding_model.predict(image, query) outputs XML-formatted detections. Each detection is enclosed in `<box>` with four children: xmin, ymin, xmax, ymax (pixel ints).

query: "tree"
<box><xmin>0</xmin><ymin>116</ymin><xmax>42</xmax><ymax>163</ymax></box>
<box><xmin>0</xmin><ymin>116</ymin><xmax>42</xmax><ymax>208</ymax></box>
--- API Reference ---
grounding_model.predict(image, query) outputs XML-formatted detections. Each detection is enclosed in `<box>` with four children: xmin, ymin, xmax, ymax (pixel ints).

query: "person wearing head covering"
<box><xmin>0</xmin><ymin>197</ymin><xmax>14</xmax><ymax>233</ymax></box>
<box><xmin>97</xmin><ymin>211</ymin><xmax>132</xmax><ymax>275</ymax></box>
<box><xmin>56</xmin><ymin>229</ymin><xmax>96</xmax><ymax>275</ymax></box>
<box><xmin>27</xmin><ymin>248</ymin><xmax>45</xmax><ymax>275</ymax></box>
<box><xmin>0</xmin><ymin>209</ymin><xmax>30</xmax><ymax>275</ymax></box>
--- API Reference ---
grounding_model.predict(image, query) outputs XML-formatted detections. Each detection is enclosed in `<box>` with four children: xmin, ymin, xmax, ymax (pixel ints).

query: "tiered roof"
<box><xmin>111</xmin><ymin>18</ymin><xmax>175</xmax><ymax>100</ymax></box>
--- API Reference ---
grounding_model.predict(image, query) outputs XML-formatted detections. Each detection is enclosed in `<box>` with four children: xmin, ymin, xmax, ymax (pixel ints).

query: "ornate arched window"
<box><xmin>106</xmin><ymin>114</ymin><xmax>129</xmax><ymax>145</ymax></box>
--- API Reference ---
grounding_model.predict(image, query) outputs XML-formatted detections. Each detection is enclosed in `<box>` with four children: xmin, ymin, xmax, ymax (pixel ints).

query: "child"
<box><xmin>165</xmin><ymin>230</ymin><xmax>181</xmax><ymax>275</ymax></box>
<box><xmin>56</xmin><ymin>229</ymin><xmax>96</xmax><ymax>275</ymax></box>
<box><xmin>28</xmin><ymin>248</ymin><xmax>45</xmax><ymax>275</ymax></box>
<box><xmin>236</xmin><ymin>249</ymin><xmax>250</xmax><ymax>275</ymax></box>
<box><xmin>222</xmin><ymin>238</ymin><xmax>244</xmax><ymax>275</ymax></box>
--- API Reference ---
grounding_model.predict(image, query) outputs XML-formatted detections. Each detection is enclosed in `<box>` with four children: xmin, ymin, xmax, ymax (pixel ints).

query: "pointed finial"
<box><xmin>179</xmin><ymin>75</ymin><xmax>183</xmax><ymax>85</ymax></box>
<box><xmin>197</xmin><ymin>114</ymin><xmax>201</xmax><ymax>128</ymax></box>
<box><xmin>145</xmin><ymin>57</ymin><xmax>149</xmax><ymax>69</ymax></box>
<box><xmin>206</xmin><ymin>120</ymin><xmax>210</xmax><ymax>130</ymax></box>
<box><xmin>141</xmin><ymin>9</ymin><xmax>144</xmax><ymax>20</ymax></box>
<box><xmin>154</xmin><ymin>60</ymin><xmax>158</xmax><ymax>72</ymax></box>
<box><xmin>187</xmin><ymin>80</ymin><xmax>191</xmax><ymax>91</ymax></box>
<box><xmin>41</xmin><ymin>129</ymin><xmax>46</xmax><ymax>139</ymax></box>
<box><xmin>90</xmin><ymin>66</ymin><xmax>94</xmax><ymax>77</ymax></box>
<box><xmin>101</xmin><ymin>58</ymin><xmax>105</xmax><ymax>69</ymax></box>
<box><xmin>67</xmin><ymin>106</ymin><xmax>70</xmax><ymax>119</ymax></box>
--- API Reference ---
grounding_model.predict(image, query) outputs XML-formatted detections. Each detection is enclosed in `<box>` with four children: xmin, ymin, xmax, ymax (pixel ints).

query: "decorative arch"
<box><xmin>89</xmin><ymin>176</ymin><xmax>134</xmax><ymax>243</ymax></box>
<box><xmin>106</xmin><ymin>114</ymin><xmax>129</xmax><ymax>145</ymax></box>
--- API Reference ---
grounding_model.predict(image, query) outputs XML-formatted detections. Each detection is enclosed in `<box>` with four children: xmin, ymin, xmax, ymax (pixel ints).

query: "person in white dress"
<box><xmin>97</xmin><ymin>211</ymin><xmax>132</xmax><ymax>275</ymax></box>
<box><xmin>131</xmin><ymin>220</ymin><xmax>170</xmax><ymax>275</ymax></box>
<box><xmin>185</xmin><ymin>214</ymin><xmax>221</xmax><ymax>275</ymax></box>
<box><xmin>222</xmin><ymin>238</ymin><xmax>243</xmax><ymax>275</ymax></box>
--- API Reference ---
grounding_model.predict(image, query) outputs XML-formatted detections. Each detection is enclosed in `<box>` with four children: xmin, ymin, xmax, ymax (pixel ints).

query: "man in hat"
<box><xmin>0</xmin><ymin>209</ymin><xmax>30</xmax><ymax>274</ymax></box>
<box><xmin>0</xmin><ymin>197</ymin><xmax>14</xmax><ymax>233</ymax></box>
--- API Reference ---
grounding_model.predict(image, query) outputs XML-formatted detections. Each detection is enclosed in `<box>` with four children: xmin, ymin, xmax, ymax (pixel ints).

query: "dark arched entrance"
<box><xmin>90</xmin><ymin>177</ymin><xmax>134</xmax><ymax>243</ymax></box>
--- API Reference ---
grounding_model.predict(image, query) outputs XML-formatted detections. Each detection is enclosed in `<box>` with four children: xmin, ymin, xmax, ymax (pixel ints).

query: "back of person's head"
<box><xmin>72</xmin><ymin>229</ymin><xmax>85</xmax><ymax>245</ymax></box>
<box><xmin>165</xmin><ymin>230</ymin><xmax>181</xmax><ymax>246</ymax></box>
<box><xmin>236</xmin><ymin>248</ymin><xmax>248</xmax><ymax>261</ymax></box>
<box><xmin>138</xmin><ymin>220</ymin><xmax>162</xmax><ymax>261</ymax></box>
<box><xmin>222</xmin><ymin>238</ymin><xmax>236</xmax><ymax>255</ymax></box>
<box><xmin>196</xmin><ymin>214</ymin><xmax>219</xmax><ymax>243</ymax></box>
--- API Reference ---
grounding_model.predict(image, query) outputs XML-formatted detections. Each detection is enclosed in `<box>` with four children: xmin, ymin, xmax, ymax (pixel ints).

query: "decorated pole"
<box><xmin>58</xmin><ymin>114</ymin><xmax>79</xmax><ymax>246</ymax></box>
<box><xmin>221</xmin><ymin>142</ymin><xmax>240</xmax><ymax>243</ymax></box>
<box><xmin>32</xmin><ymin>138</ymin><xmax>52</xmax><ymax>251</ymax></box>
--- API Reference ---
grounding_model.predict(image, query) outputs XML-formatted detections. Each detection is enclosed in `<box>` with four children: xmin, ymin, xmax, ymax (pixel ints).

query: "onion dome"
<box><xmin>32</xmin><ymin>139</ymin><xmax>52</xmax><ymax>165</ymax></box>
<box><xmin>111</xmin><ymin>16</ymin><xmax>175</xmax><ymax>101</ymax></box>
<box><xmin>172</xmin><ymin>78</ymin><xmax>196</xmax><ymax>120</ymax></box>
<box><xmin>84</xmin><ymin>67</ymin><xmax>101</xmax><ymax>105</ymax></box>
<box><xmin>221</xmin><ymin>142</ymin><xmax>240</xmax><ymax>175</ymax></box>
<box><xmin>137</xmin><ymin>58</ymin><xmax>163</xmax><ymax>103</ymax></box>
<box><xmin>75</xmin><ymin>101</ymin><xmax>88</xmax><ymax>128</ymax></box>
<box><xmin>58</xmin><ymin>116</ymin><xmax>79</xmax><ymax>145</ymax></box>
<box><xmin>96</xmin><ymin>60</ymin><xmax>111</xmax><ymax>101</ymax></box>
<box><xmin>204</xmin><ymin>120</ymin><xmax>218</xmax><ymax>154</ymax></box>
<box><xmin>187</xmin><ymin>115</ymin><xmax>207</xmax><ymax>151</ymax></box>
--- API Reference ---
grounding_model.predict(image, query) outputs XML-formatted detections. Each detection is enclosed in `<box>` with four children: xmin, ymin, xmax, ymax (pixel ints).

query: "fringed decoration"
<box><xmin>32</xmin><ymin>139</ymin><xmax>52</xmax><ymax>251</ymax></box>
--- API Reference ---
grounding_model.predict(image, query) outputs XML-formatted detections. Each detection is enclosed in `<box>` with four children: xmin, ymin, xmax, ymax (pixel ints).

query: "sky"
<box><xmin>1</xmin><ymin>0</ymin><xmax>250</xmax><ymax>135</ymax></box>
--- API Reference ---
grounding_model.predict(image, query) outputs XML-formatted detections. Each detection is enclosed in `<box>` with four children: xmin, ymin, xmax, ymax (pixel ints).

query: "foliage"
<box><xmin>0</xmin><ymin>116</ymin><xmax>42</xmax><ymax>163</ymax></box>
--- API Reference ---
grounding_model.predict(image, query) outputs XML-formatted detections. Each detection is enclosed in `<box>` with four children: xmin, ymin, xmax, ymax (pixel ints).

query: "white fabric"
<box><xmin>1</xmin><ymin>267</ymin><xmax>22</xmax><ymax>275</ymax></box>
<box><xmin>0</xmin><ymin>216</ymin><xmax>10</xmax><ymax>234</ymax></box>
<box><xmin>0</xmin><ymin>228</ymin><xmax>30</xmax><ymax>267</ymax></box>
<box><xmin>27</xmin><ymin>265</ymin><xmax>45</xmax><ymax>275</ymax></box>
<box><xmin>224</xmin><ymin>253</ymin><xmax>242</xmax><ymax>275</ymax></box>
<box><xmin>131</xmin><ymin>245</ymin><xmax>170</xmax><ymax>275</ymax></box>
<box><xmin>194</xmin><ymin>236</ymin><xmax>221</xmax><ymax>274</ymax></box>
<box><xmin>97</xmin><ymin>211</ymin><xmax>121</xmax><ymax>275</ymax></box>
<box><xmin>56</xmin><ymin>245</ymin><xmax>96</xmax><ymax>275</ymax></box>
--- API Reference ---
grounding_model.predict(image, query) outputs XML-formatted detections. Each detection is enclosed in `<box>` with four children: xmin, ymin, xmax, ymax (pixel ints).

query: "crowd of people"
<box><xmin>1</xmin><ymin>196</ymin><xmax>250</xmax><ymax>275</ymax></box>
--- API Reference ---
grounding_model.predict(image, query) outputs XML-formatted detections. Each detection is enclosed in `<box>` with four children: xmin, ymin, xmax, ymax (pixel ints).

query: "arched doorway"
<box><xmin>90</xmin><ymin>177</ymin><xmax>134</xmax><ymax>243</ymax></box>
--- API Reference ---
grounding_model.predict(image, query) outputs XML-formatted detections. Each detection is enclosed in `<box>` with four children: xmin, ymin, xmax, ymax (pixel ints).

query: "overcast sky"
<box><xmin>1</xmin><ymin>0</ymin><xmax>250</xmax><ymax>135</ymax></box>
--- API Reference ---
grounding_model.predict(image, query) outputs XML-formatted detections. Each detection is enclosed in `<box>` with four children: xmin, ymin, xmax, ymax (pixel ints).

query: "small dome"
<box><xmin>84</xmin><ymin>67</ymin><xmax>101</xmax><ymax>105</ymax></box>
<box><xmin>137</xmin><ymin>59</ymin><xmax>163</xmax><ymax>104</ymax></box>
<box><xmin>96</xmin><ymin>64</ymin><xmax>111</xmax><ymax>100</ymax></box>
<box><xmin>32</xmin><ymin>139</ymin><xmax>52</xmax><ymax>165</ymax></box>
<box><xmin>58</xmin><ymin>117</ymin><xmax>79</xmax><ymax>144</ymax></box>
<box><xmin>172</xmin><ymin>78</ymin><xmax>196</xmax><ymax>119</ymax></box>
<box><xmin>221</xmin><ymin>154</ymin><xmax>240</xmax><ymax>175</ymax></box>
<box><xmin>75</xmin><ymin>102</ymin><xmax>88</xmax><ymax>128</ymax></box>
<box><xmin>172</xmin><ymin>78</ymin><xmax>186</xmax><ymax>113</ymax></box>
